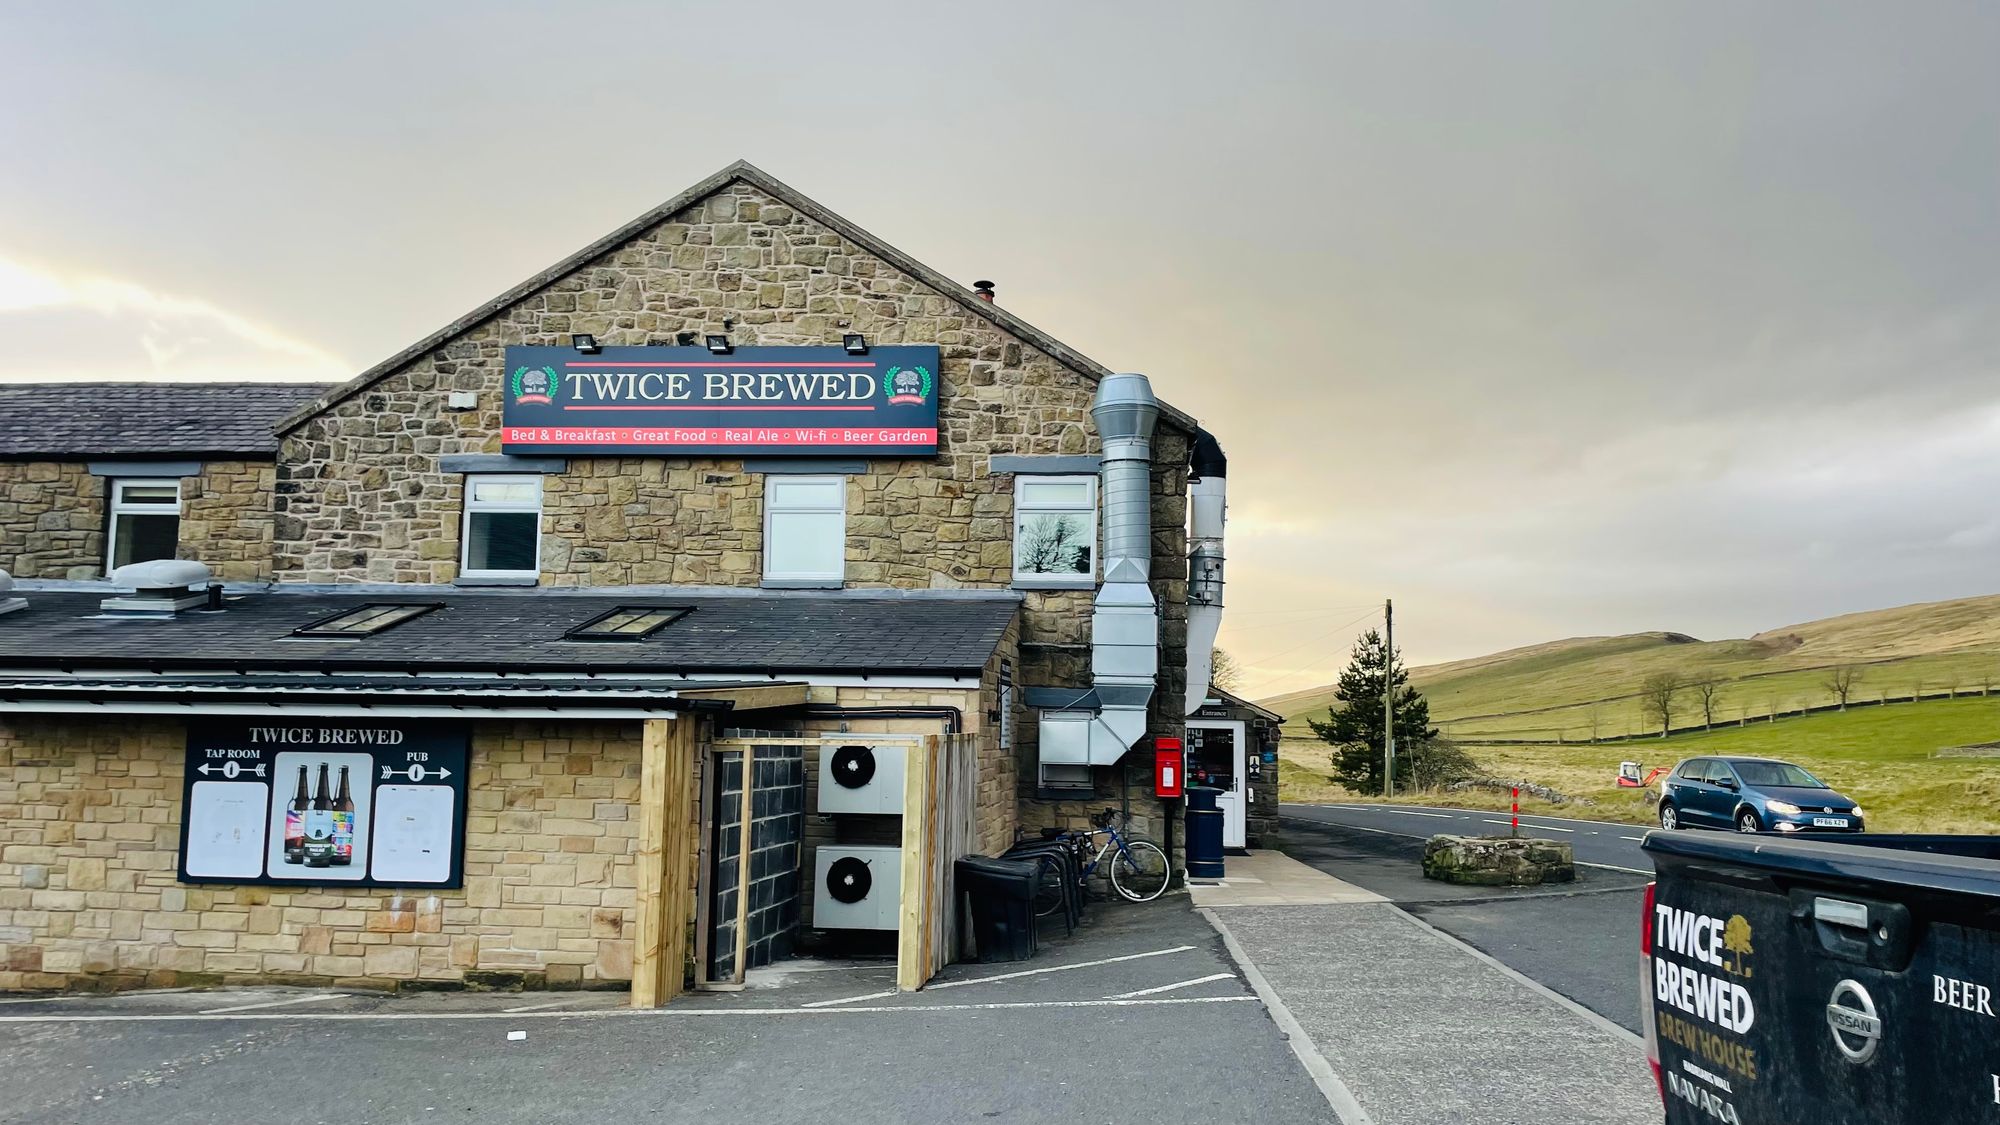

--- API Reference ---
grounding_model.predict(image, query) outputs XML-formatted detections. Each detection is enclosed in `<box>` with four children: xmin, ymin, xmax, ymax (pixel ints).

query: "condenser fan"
<box><xmin>825</xmin><ymin>855</ymin><xmax>873</xmax><ymax>904</ymax></box>
<box><xmin>828</xmin><ymin>745</ymin><xmax>877</xmax><ymax>790</ymax></box>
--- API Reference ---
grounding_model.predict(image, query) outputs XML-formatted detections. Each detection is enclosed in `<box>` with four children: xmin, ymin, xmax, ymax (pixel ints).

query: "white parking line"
<box><xmin>1106</xmin><ymin>973</ymin><xmax>1234</xmax><ymax>999</ymax></box>
<box><xmin>199</xmin><ymin>992</ymin><xmax>345</xmax><ymax>1014</ymax></box>
<box><xmin>502</xmin><ymin>998</ymin><xmax>591</xmax><ymax>1013</ymax></box>
<box><xmin>801</xmin><ymin>989</ymin><xmax>897</xmax><ymax>1008</ymax></box>
<box><xmin>924</xmin><ymin>945</ymin><xmax>1196</xmax><ymax>992</ymax></box>
<box><xmin>0</xmin><ymin>994</ymin><xmax>1259</xmax><ymax>1024</ymax></box>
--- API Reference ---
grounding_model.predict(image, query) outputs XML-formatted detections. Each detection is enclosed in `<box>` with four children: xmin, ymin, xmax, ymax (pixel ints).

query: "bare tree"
<box><xmin>1981</xmin><ymin>670</ymin><xmax>1995</xmax><ymax>698</ymax></box>
<box><xmin>1585</xmin><ymin>704</ymin><xmax>1603</xmax><ymax>744</ymax></box>
<box><xmin>1823</xmin><ymin>666</ymin><xmax>1862</xmax><ymax>711</ymax></box>
<box><xmin>1690</xmin><ymin>679</ymin><xmax>1722</xmax><ymax>730</ymax></box>
<box><xmin>1639</xmin><ymin>673</ymin><xmax>1683</xmax><ymax>738</ymax></box>
<box><xmin>1017</xmin><ymin>513</ymin><xmax>1090</xmax><ymax>574</ymax></box>
<box><xmin>1210</xmin><ymin>647</ymin><xmax>1244</xmax><ymax>693</ymax></box>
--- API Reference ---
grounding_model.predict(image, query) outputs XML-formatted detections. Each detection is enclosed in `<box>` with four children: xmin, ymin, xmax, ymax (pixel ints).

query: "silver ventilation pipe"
<box><xmin>1083</xmin><ymin>373</ymin><xmax>1160</xmax><ymax>761</ymax></box>
<box><xmin>1184</xmin><ymin>428</ymin><xmax>1227</xmax><ymax>713</ymax></box>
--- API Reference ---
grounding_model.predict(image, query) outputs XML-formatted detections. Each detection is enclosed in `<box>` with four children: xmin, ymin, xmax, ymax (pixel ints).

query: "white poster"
<box><xmin>184</xmin><ymin>781</ymin><xmax>269</xmax><ymax>879</ymax></box>
<box><xmin>371</xmin><ymin>784</ymin><xmax>456</xmax><ymax>884</ymax></box>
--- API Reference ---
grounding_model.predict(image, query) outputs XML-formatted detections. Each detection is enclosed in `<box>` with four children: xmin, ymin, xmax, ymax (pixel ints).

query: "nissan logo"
<box><xmin>1826</xmin><ymin>979</ymin><xmax>1882</xmax><ymax>1063</ymax></box>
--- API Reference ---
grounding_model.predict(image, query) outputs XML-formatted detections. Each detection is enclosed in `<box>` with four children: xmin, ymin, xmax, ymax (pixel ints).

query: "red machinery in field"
<box><xmin>1616</xmin><ymin>760</ymin><xmax>1667</xmax><ymax>788</ymax></box>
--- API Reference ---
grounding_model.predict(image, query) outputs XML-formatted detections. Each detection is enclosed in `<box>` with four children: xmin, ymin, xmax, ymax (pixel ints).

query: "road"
<box><xmin>1278</xmin><ymin>803</ymin><xmax>1653</xmax><ymax>1033</ymax></box>
<box><xmin>1285</xmin><ymin>801</ymin><xmax>1656</xmax><ymax>872</ymax></box>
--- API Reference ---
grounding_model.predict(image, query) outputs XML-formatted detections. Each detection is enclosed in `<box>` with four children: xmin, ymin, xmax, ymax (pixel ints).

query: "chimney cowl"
<box><xmin>972</xmin><ymin>280</ymin><xmax>995</xmax><ymax>302</ymax></box>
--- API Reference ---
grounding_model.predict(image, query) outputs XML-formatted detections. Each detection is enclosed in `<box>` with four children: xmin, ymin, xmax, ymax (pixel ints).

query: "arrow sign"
<box><xmin>380</xmin><ymin>764</ymin><xmax>453</xmax><ymax>783</ymax></box>
<box><xmin>196</xmin><ymin>762</ymin><xmax>268</xmax><ymax>780</ymax></box>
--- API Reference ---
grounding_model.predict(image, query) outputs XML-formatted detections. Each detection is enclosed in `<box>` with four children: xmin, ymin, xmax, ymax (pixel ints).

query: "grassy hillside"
<box><xmin>1279</xmin><ymin>696</ymin><xmax>2000</xmax><ymax>834</ymax></box>
<box><xmin>1265</xmin><ymin>594</ymin><xmax>2000</xmax><ymax>743</ymax></box>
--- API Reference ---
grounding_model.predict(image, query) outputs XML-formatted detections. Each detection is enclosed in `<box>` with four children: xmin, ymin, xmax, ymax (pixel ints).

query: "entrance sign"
<box><xmin>501</xmin><ymin>345</ymin><xmax>941</xmax><ymax>456</ymax></box>
<box><xmin>177</xmin><ymin>720</ymin><xmax>470</xmax><ymax>888</ymax></box>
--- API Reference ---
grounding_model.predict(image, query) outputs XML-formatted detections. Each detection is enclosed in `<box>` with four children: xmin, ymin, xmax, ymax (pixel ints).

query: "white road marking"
<box><xmin>1485</xmin><ymin>819</ymin><xmax>1574</xmax><ymax>833</ymax></box>
<box><xmin>0</xmin><ymin>995</ymin><xmax>1259</xmax><ymax>1024</ymax></box>
<box><xmin>1621</xmin><ymin>835</ymin><xmax>1645</xmax><ymax>842</ymax></box>
<box><xmin>198</xmin><ymin>992</ymin><xmax>346</xmax><ymax>1014</ymax></box>
<box><xmin>0</xmin><ymin>994</ymin><xmax>95</xmax><ymax>1007</ymax></box>
<box><xmin>1384</xmin><ymin>809</ymin><xmax>1454</xmax><ymax>818</ymax></box>
<box><xmin>1106</xmin><ymin>973</ymin><xmax>1235</xmax><ymax>999</ymax></box>
<box><xmin>502</xmin><ymin>998</ymin><xmax>590</xmax><ymax>1013</ymax></box>
<box><xmin>1302</xmin><ymin>803</ymin><xmax>1653</xmax><ymax>831</ymax></box>
<box><xmin>801</xmin><ymin>989</ymin><xmax>898</xmax><ymax>1008</ymax></box>
<box><xmin>923</xmin><ymin>944</ymin><xmax>1196</xmax><ymax>992</ymax></box>
<box><xmin>1280</xmin><ymin>813</ymin><xmax>1652</xmax><ymax>877</ymax></box>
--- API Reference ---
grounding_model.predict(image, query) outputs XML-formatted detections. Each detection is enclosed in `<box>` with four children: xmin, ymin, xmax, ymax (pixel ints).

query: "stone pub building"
<box><xmin>0</xmin><ymin>162</ymin><xmax>1235</xmax><ymax>1000</ymax></box>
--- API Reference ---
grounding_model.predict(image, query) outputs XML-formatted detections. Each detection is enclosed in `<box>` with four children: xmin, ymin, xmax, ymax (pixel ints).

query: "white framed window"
<box><xmin>762</xmin><ymin>475</ymin><xmax>846</xmax><ymax>586</ymax></box>
<box><xmin>1013</xmin><ymin>475</ymin><xmax>1096</xmax><ymax>586</ymax></box>
<box><xmin>106</xmin><ymin>478</ymin><xmax>182</xmax><ymax>571</ymax></box>
<box><xmin>460</xmin><ymin>474</ymin><xmax>542</xmax><ymax>579</ymax></box>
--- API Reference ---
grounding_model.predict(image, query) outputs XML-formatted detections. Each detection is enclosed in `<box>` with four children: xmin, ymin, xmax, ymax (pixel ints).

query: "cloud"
<box><xmin>0</xmin><ymin>255</ymin><xmax>350</xmax><ymax>384</ymax></box>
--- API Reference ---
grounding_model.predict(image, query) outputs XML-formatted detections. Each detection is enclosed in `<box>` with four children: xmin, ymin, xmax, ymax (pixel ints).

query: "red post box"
<box><xmin>1154</xmin><ymin>737</ymin><xmax>1185</xmax><ymax>798</ymax></box>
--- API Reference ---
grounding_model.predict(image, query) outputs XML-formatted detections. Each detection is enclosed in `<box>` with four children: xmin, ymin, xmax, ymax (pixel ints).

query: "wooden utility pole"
<box><xmin>1383</xmin><ymin>598</ymin><xmax>1395</xmax><ymax>799</ymax></box>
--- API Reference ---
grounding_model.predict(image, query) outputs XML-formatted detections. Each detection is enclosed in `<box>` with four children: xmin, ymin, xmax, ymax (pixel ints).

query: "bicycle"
<box><xmin>1027</xmin><ymin>808</ymin><xmax>1171</xmax><ymax>913</ymax></box>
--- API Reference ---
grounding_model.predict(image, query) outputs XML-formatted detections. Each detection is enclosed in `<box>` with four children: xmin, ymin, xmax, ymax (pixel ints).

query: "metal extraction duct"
<box><xmin>1183</xmin><ymin>428</ymin><xmax>1227</xmax><ymax>714</ymax></box>
<box><xmin>1037</xmin><ymin>373</ymin><xmax>1161</xmax><ymax>781</ymax></box>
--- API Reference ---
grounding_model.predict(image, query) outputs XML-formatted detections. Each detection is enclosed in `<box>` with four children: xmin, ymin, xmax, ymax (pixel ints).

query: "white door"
<box><xmin>1187</xmin><ymin>719</ymin><xmax>1247</xmax><ymax>849</ymax></box>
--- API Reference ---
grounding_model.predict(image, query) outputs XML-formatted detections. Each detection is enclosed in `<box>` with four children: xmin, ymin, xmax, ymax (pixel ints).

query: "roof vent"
<box><xmin>973</xmin><ymin>280</ymin><xmax>996</xmax><ymax>303</ymax></box>
<box><xmin>0</xmin><ymin>570</ymin><xmax>24</xmax><ymax>618</ymax></box>
<box><xmin>102</xmin><ymin>559</ymin><xmax>214</xmax><ymax>616</ymax></box>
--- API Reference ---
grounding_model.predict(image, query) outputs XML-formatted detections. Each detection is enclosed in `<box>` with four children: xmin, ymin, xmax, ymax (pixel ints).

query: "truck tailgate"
<box><xmin>1645</xmin><ymin>831</ymin><xmax>2000</xmax><ymax>1124</ymax></box>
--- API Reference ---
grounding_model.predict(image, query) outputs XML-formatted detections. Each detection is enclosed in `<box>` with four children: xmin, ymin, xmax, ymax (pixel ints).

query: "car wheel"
<box><xmin>1735</xmin><ymin>809</ymin><xmax>1761</xmax><ymax>834</ymax></box>
<box><xmin>1658</xmin><ymin>803</ymin><xmax>1680</xmax><ymax>831</ymax></box>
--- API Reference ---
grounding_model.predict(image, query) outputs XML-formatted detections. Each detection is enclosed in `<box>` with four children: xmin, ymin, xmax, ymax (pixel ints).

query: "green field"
<box><xmin>1266</xmin><ymin>594</ymin><xmax>2000</xmax><ymax>744</ymax></box>
<box><xmin>1264</xmin><ymin>593</ymin><xmax>2000</xmax><ymax>833</ymax></box>
<box><xmin>1280</xmin><ymin>695</ymin><xmax>2000</xmax><ymax>833</ymax></box>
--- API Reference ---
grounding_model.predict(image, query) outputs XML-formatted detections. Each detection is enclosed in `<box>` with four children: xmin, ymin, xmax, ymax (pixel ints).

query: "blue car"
<box><xmin>1656</xmin><ymin>756</ymin><xmax>1864</xmax><ymax>834</ymax></box>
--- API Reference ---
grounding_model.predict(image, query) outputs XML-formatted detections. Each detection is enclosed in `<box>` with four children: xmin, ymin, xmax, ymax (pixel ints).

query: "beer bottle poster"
<box><xmin>178</xmin><ymin>720</ymin><xmax>469</xmax><ymax>888</ymax></box>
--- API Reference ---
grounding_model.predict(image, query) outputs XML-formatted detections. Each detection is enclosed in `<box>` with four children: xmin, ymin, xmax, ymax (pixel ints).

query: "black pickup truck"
<box><xmin>1643</xmin><ymin>830</ymin><xmax>2000</xmax><ymax>1123</ymax></box>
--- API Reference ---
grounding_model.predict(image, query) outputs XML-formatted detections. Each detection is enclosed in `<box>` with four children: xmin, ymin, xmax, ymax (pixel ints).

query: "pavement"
<box><xmin>1279</xmin><ymin>805</ymin><xmax>1654</xmax><ymax>1035</ymax></box>
<box><xmin>0</xmin><ymin>899</ymin><xmax>1334</xmax><ymax>1125</ymax></box>
<box><xmin>1188</xmin><ymin>843</ymin><xmax>1656</xmax><ymax>1124</ymax></box>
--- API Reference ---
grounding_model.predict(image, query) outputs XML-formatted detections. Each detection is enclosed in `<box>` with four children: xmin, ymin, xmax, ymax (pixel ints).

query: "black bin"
<box><xmin>1184</xmin><ymin>786</ymin><xmax>1226</xmax><ymax>879</ymax></box>
<box><xmin>955</xmin><ymin>856</ymin><xmax>1040</xmax><ymax>962</ymax></box>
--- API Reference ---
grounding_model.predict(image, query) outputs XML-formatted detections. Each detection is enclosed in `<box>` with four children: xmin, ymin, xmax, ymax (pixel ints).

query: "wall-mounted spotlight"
<box><xmin>705</xmin><ymin>335</ymin><xmax>733</xmax><ymax>356</ymax></box>
<box><xmin>572</xmin><ymin>333</ymin><xmax>602</xmax><ymax>355</ymax></box>
<box><xmin>842</xmin><ymin>334</ymin><xmax>869</xmax><ymax>356</ymax></box>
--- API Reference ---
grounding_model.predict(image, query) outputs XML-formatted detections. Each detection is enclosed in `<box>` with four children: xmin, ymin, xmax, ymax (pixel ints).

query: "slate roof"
<box><xmin>0</xmin><ymin>382</ymin><xmax>334</xmax><ymax>459</ymax></box>
<box><xmin>277</xmin><ymin>160</ymin><xmax>1198</xmax><ymax>436</ymax></box>
<box><xmin>0</xmin><ymin>587</ymin><xmax>1019</xmax><ymax>676</ymax></box>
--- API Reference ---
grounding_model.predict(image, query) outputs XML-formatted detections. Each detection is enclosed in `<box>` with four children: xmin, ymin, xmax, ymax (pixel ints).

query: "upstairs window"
<box><xmin>460</xmin><ymin>475</ymin><xmax>542</xmax><ymax>580</ymax></box>
<box><xmin>1012</xmin><ymin>476</ymin><xmax>1096</xmax><ymax>586</ymax></box>
<box><xmin>107</xmin><ymin>478</ymin><xmax>182</xmax><ymax>571</ymax></box>
<box><xmin>763</xmin><ymin>475</ymin><xmax>846</xmax><ymax>586</ymax></box>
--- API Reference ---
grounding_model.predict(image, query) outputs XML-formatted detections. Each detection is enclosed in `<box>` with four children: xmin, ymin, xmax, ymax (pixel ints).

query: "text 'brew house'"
<box><xmin>0</xmin><ymin>161</ymin><xmax>1241</xmax><ymax>1001</ymax></box>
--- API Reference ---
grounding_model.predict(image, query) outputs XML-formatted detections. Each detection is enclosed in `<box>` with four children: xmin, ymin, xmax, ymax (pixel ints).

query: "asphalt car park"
<box><xmin>0</xmin><ymin>899</ymin><xmax>1336</xmax><ymax>1125</ymax></box>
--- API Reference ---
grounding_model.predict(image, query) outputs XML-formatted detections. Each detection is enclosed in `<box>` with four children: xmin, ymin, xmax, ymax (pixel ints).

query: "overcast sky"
<box><xmin>4</xmin><ymin>2</ymin><xmax>1997</xmax><ymax>696</ymax></box>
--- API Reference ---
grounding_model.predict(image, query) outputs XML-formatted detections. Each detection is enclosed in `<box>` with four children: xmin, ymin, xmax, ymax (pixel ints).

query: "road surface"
<box><xmin>1285</xmin><ymin>801</ymin><xmax>1655</xmax><ymax>872</ymax></box>
<box><xmin>1278</xmin><ymin>803</ymin><xmax>1653</xmax><ymax>1032</ymax></box>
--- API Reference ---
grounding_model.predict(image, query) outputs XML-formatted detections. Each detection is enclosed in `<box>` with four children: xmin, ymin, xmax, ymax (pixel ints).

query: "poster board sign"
<box><xmin>177</xmin><ymin>720</ymin><xmax>469</xmax><ymax>888</ymax></box>
<box><xmin>499</xmin><ymin>344</ymin><xmax>940</xmax><ymax>456</ymax></box>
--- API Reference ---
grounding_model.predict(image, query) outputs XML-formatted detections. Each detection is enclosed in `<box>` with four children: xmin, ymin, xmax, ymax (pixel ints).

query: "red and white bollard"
<box><xmin>1511</xmin><ymin>787</ymin><xmax>1520</xmax><ymax>837</ymax></box>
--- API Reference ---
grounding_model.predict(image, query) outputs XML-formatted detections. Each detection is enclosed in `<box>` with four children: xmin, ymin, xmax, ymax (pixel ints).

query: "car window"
<box><xmin>1732</xmin><ymin>761</ymin><xmax>1826</xmax><ymax>788</ymax></box>
<box><xmin>1675</xmin><ymin>760</ymin><xmax>1708</xmax><ymax>780</ymax></box>
<box><xmin>1703</xmin><ymin>761</ymin><xmax>1738</xmax><ymax>785</ymax></box>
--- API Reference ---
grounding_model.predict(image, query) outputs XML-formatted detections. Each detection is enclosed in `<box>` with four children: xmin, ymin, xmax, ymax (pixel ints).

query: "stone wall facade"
<box><xmin>0</xmin><ymin>715</ymin><xmax>653</xmax><ymax>991</ymax></box>
<box><xmin>0</xmin><ymin>460</ymin><xmax>278</xmax><ymax>582</ymax></box>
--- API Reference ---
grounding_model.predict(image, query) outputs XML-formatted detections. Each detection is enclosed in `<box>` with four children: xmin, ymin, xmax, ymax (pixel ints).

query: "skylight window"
<box><xmin>293</xmin><ymin>603</ymin><xmax>442</xmax><ymax>638</ymax></box>
<box><xmin>565</xmin><ymin>606</ymin><xmax>690</xmax><ymax>641</ymax></box>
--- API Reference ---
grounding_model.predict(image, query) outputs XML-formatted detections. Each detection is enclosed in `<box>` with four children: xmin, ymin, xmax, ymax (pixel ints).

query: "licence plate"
<box><xmin>1813</xmin><ymin>817</ymin><xmax>1848</xmax><ymax>827</ymax></box>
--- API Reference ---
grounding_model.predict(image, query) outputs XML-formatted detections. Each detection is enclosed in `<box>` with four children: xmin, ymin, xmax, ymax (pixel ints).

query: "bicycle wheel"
<box><xmin>1028</xmin><ymin>854</ymin><xmax>1068</xmax><ymax>917</ymax></box>
<box><xmin>1102</xmin><ymin>839</ymin><xmax>1171</xmax><ymax>903</ymax></box>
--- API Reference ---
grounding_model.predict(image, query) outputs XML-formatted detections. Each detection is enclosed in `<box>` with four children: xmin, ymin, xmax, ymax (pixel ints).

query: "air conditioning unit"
<box><xmin>813</xmin><ymin>845</ymin><xmax>901</xmax><ymax>931</ymax></box>
<box><xmin>816</xmin><ymin>743</ymin><xmax>907</xmax><ymax>815</ymax></box>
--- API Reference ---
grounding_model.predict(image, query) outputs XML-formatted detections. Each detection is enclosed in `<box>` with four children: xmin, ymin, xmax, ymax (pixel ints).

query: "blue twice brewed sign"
<box><xmin>499</xmin><ymin>345</ymin><xmax>940</xmax><ymax>457</ymax></box>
